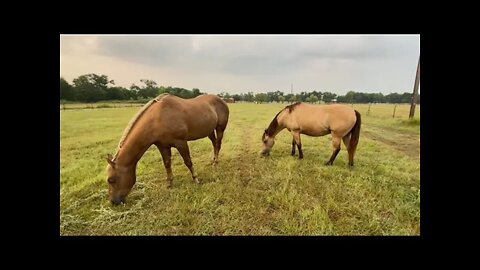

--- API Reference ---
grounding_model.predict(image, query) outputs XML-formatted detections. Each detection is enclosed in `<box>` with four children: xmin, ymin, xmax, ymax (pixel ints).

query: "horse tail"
<box><xmin>348</xmin><ymin>110</ymin><xmax>361</xmax><ymax>156</ymax></box>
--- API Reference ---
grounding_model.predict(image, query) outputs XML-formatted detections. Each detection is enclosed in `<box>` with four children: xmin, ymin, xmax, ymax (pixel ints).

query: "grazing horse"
<box><xmin>106</xmin><ymin>93</ymin><xmax>229</xmax><ymax>205</ymax></box>
<box><xmin>261</xmin><ymin>102</ymin><xmax>361</xmax><ymax>166</ymax></box>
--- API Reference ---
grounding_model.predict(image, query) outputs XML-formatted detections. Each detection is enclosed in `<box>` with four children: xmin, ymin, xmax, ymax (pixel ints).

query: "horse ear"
<box><xmin>106</xmin><ymin>154</ymin><xmax>116</xmax><ymax>168</ymax></box>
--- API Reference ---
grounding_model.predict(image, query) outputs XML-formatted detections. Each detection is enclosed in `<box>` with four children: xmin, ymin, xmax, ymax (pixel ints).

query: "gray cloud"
<box><xmin>60</xmin><ymin>35</ymin><xmax>420</xmax><ymax>94</ymax></box>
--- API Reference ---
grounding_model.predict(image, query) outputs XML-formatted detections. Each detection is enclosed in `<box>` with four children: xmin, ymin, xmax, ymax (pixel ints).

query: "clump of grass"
<box><xmin>401</xmin><ymin>118</ymin><xmax>420</xmax><ymax>126</ymax></box>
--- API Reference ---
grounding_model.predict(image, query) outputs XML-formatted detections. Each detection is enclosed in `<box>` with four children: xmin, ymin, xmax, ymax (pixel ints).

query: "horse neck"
<box><xmin>268</xmin><ymin>111</ymin><xmax>286</xmax><ymax>138</ymax></box>
<box><xmin>272</xmin><ymin>120</ymin><xmax>285</xmax><ymax>138</ymax></box>
<box><xmin>114</xmin><ymin>126</ymin><xmax>153</xmax><ymax>168</ymax></box>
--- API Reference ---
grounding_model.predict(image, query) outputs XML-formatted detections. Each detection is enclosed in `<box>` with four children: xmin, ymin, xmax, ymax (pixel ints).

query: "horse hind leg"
<box><xmin>214</xmin><ymin>126</ymin><xmax>226</xmax><ymax>163</ymax></box>
<box><xmin>208</xmin><ymin>131</ymin><xmax>218</xmax><ymax>165</ymax></box>
<box><xmin>325</xmin><ymin>135</ymin><xmax>341</xmax><ymax>166</ymax></box>
<box><xmin>342</xmin><ymin>134</ymin><xmax>354</xmax><ymax>166</ymax></box>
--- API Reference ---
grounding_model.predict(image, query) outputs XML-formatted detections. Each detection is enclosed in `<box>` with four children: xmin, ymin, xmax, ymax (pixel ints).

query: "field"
<box><xmin>60</xmin><ymin>103</ymin><xmax>420</xmax><ymax>235</ymax></box>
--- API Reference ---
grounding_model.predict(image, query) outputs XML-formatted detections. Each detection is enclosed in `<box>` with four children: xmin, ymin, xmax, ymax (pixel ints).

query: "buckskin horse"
<box><xmin>261</xmin><ymin>102</ymin><xmax>361</xmax><ymax>166</ymax></box>
<box><xmin>106</xmin><ymin>93</ymin><xmax>229</xmax><ymax>205</ymax></box>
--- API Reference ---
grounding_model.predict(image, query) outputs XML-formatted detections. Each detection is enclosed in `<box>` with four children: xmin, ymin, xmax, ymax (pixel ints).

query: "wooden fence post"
<box><xmin>409</xmin><ymin>55</ymin><xmax>420</xmax><ymax>119</ymax></box>
<box><xmin>368</xmin><ymin>103</ymin><xmax>371</xmax><ymax>116</ymax></box>
<box><xmin>393</xmin><ymin>105</ymin><xmax>397</xmax><ymax>118</ymax></box>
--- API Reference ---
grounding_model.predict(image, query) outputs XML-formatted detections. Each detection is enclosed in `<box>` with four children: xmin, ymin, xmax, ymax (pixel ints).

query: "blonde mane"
<box><xmin>112</xmin><ymin>93</ymin><xmax>169</xmax><ymax>161</ymax></box>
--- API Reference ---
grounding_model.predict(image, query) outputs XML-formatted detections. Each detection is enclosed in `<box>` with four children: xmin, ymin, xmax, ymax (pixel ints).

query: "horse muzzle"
<box><xmin>110</xmin><ymin>196</ymin><xmax>126</xmax><ymax>205</ymax></box>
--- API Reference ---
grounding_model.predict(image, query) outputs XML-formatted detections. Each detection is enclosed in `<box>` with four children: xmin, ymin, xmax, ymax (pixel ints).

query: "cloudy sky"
<box><xmin>60</xmin><ymin>34</ymin><xmax>420</xmax><ymax>95</ymax></box>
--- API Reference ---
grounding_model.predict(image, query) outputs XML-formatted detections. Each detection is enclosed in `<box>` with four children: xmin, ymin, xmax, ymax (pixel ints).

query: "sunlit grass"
<box><xmin>60</xmin><ymin>103</ymin><xmax>420</xmax><ymax>235</ymax></box>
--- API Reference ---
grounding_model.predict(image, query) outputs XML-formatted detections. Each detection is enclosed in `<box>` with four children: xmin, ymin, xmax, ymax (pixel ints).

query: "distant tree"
<box><xmin>308</xmin><ymin>94</ymin><xmax>318</xmax><ymax>103</ymax></box>
<box><xmin>297</xmin><ymin>92</ymin><xmax>309</xmax><ymax>102</ymax></box>
<box><xmin>137</xmin><ymin>79</ymin><xmax>160</xmax><ymax>99</ymax></box>
<box><xmin>243</xmin><ymin>92</ymin><xmax>255</xmax><ymax>102</ymax></box>
<box><xmin>60</xmin><ymin>77</ymin><xmax>74</xmax><ymax>101</ymax></box>
<box><xmin>344</xmin><ymin>91</ymin><xmax>356</xmax><ymax>104</ymax></box>
<box><xmin>386</xmin><ymin>92</ymin><xmax>402</xmax><ymax>103</ymax></box>
<box><xmin>219</xmin><ymin>92</ymin><xmax>232</xmax><ymax>99</ymax></box>
<box><xmin>192</xmin><ymin>88</ymin><xmax>201</xmax><ymax>97</ymax></box>
<box><xmin>288</xmin><ymin>94</ymin><xmax>297</xmax><ymax>103</ymax></box>
<box><xmin>232</xmin><ymin>94</ymin><xmax>242</xmax><ymax>102</ymax></box>
<box><xmin>400</xmin><ymin>92</ymin><xmax>412</xmax><ymax>103</ymax></box>
<box><xmin>72</xmin><ymin>73</ymin><xmax>111</xmax><ymax>102</ymax></box>
<box><xmin>105</xmin><ymin>86</ymin><xmax>128</xmax><ymax>100</ymax></box>
<box><xmin>322</xmin><ymin>92</ymin><xmax>337</xmax><ymax>103</ymax></box>
<box><xmin>278</xmin><ymin>96</ymin><xmax>285</xmax><ymax>103</ymax></box>
<box><xmin>255</xmin><ymin>93</ymin><xmax>268</xmax><ymax>103</ymax></box>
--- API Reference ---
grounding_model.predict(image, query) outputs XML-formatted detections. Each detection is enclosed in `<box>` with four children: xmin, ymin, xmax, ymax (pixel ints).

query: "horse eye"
<box><xmin>108</xmin><ymin>177</ymin><xmax>115</xmax><ymax>184</ymax></box>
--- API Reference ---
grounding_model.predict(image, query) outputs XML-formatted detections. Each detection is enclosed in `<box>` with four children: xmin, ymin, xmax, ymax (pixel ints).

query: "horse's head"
<box><xmin>105</xmin><ymin>154</ymin><xmax>136</xmax><ymax>205</ymax></box>
<box><xmin>261</xmin><ymin>129</ymin><xmax>275</xmax><ymax>156</ymax></box>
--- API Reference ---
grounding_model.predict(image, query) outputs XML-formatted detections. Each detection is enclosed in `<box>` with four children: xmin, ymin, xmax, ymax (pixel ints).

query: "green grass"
<box><xmin>60</xmin><ymin>103</ymin><xmax>420</xmax><ymax>235</ymax></box>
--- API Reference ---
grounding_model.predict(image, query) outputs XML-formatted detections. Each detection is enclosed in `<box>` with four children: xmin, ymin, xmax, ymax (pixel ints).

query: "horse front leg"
<box><xmin>291</xmin><ymin>138</ymin><xmax>296</xmax><ymax>156</ymax></box>
<box><xmin>175</xmin><ymin>140</ymin><xmax>199</xmax><ymax>184</ymax></box>
<box><xmin>157</xmin><ymin>145</ymin><xmax>173</xmax><ymax>188</ymax></box>
<box><xmin>291</xmin><ymin>131</ymin><xmax>303</xmax><ymax>159</ymax></box>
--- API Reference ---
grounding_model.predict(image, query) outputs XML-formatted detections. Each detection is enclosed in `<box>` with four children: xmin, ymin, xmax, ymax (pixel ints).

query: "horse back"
<box><xmin>287</xmin><ymin>104</ymin><xmax>357</xmax><ymax>137</ymax></box>
<box><xmin>156</xmin><ymin>95</ymin><xmax>228</xmax><ymax>141</ymax></box>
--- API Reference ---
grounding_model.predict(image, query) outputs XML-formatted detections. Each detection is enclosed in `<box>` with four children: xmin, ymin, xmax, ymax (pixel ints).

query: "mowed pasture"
<box><xmin>60</xmin><ymin>103</ymin><xmax>420</xmax><ymax>235</ymax></box>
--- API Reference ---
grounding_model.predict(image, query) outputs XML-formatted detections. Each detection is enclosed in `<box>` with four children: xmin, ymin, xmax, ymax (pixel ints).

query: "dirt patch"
<box><xmin>362</xmin><ymin>129</ymin><xmax>419</xmax><ymax>160</ymax></box>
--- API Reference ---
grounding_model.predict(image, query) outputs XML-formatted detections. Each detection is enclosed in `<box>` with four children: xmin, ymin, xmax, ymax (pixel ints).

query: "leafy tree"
<box><xmin>192</xmin><ymin>88</ymin><xmax>201</xmax><ymax>97</ymax></box>
<box><xmin>105</xmin><ymin>86</ymin><xmax>128</xmax><ymax>100</ymax></box>
<box><xmin>219</xmin><ymin>92</ymin><xmax>231</xmax><ymax>99</ymax></box>
<box><xmin>322</xmin><ymin>92</ymin><xmax>337</xmax><ymax>103</ymax></box>
<box><xmin>60</xmin><ymin>77</ymin><xmax>74</xmax><ymax>101</ymax></box>
<box><xmin>137</xmin><ymin>79</ymin><xmax>160</xmax><ymax>99</ymax></box>
<box><xmin>255</xmin><ymin>93</ymin><xmax>268</xmax><ymax>103</ymax></box>
<box><xmin>288</xmin><ymin>94</ymin><xmax>297</xmax><ymax>103</ymax></box>
<box><xmin>72</xmin><ymin>73</ymin><xmax>111</xmax><ymax>102</ymax></box>
<box><xmin>232</xmin><ymin>94</ymin><xmax>242</xmax><ymax>102</ymax></box>
<box><xmin>243</xmin><ymin>92</ymin><xmax>255</xmax><ymax>102</ymax></box>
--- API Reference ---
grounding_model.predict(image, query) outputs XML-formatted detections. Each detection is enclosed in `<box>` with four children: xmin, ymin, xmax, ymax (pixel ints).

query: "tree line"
<box><xmin>218</xmin><ymin>90</ymin><xmax>419</xmax><ymax>104</ymax></box>
<box><xmin>60</xmin><ymin>74</ymin><xmax>202</xmax><ymax>102</ymax></box>
<box><xmin>60</xmin><ymin>73</ymin><xmax>419</xmax><ymax>104</ymax></box>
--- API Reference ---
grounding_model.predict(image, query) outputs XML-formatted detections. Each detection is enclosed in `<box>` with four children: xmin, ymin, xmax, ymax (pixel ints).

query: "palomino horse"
<box><xmin>106</xmin><ymin>93</ymin><xmax>229</xmax><ymax>205</ymax></box>
<box><xmin>261</xmin><ymin>102</ymin><xmax>361</xmax><ymax>166</ymax></box>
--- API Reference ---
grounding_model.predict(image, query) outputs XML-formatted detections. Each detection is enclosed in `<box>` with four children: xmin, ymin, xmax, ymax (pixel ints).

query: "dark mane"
<box><xmin>264</xmin><ymin>102</ymin><xmax>302</xmax><ymax>137</ymax></box>
<box><xmin>285</xmin><ymin>102</ymin><xmax>302</xmax><ymax>113</ymax></box>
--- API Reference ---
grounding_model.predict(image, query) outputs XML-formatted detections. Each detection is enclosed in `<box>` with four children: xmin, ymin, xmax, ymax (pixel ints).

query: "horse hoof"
<box><xmin>193</xmin><ymin>178</ymin><xmax>200</xmax><ymax>184</ymax></box>
<box><xmin>324</xmin><ymin>161</ymin><xmax>331</xmax><ymax>166</ymax></box>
